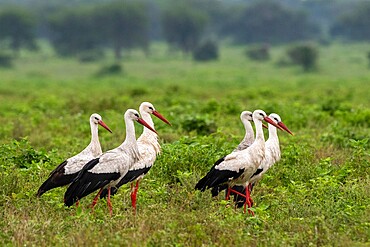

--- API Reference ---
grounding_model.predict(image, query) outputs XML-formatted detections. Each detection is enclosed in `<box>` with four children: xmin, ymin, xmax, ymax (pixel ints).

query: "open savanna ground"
<box><xmin>0</xmin><ymin>43</ymin><xmax>369</xmax><ymax>246</ymax></box>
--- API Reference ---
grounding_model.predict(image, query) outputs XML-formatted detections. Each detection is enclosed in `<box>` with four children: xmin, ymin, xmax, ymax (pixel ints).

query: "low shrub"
<box><xmin>193</xmin><ymin>40</ymin><xmax>219</xmax><ymax>62</ymax></box>
<box><xmin>287</xmin><ymin>43</ymin><xmax>318</xmax><ymax>71</ymax></box>
<box><xmin>245</xmin><ymin>44</ymin><xmax>270</xmax><ymax>61</ymax></box>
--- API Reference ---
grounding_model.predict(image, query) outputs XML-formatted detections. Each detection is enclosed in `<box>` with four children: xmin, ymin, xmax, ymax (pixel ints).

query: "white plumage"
<box><xmin>37</xmin><ymin>113</ymin><xmax>112</xmax><ymax>197</ymax></box>
<box><xmin>64</xmin><ymin>109</ymin><xmax>157</xmax><ymax>215</ymax></box>
<box><xmin>195</xmin><ymin>110</ymin><xmax>281</xmax><ymax>213</ymax></box>
<box><xmin>234</xmin><ymin>111</ymin><xmax>255</xmax><ymax>151</ymax></box>
<box><xmin>99</xmin><ymin>102</ymin><xmax>171</xmax><ymax>210</ymax></box>
<box><xmin>249</xmin><ymin>113</ymin><xmax>293</xmax><ymax>185</ymax></box>
<box><xmin>232</xmin><ymin>113</ymin><xmax>293</xmax><ymax>209</ymax></box>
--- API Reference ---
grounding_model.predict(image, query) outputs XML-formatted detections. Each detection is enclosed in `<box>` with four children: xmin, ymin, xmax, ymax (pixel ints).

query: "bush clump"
<box><xmin>181</xmin><ymin>115</ymin><xmax>217</xmax><ymax>135</ymax></box>
<box><xmin>287</xmin><ymin>43</ymin><xmax>318</xmax><ymax>71</ymax></box>
<box><xmin>0</xmin><ymin>53</ymin><xmax>13</xmax><ymax>67</ymax></box>
<box><xmin>96</xmin><ymin>63</ymin><xmax>123</xmax><ymax>76</ymax></box>
<box><xmin>78</xmin><ymin>50</ymin><xmax>104</xmax><ymax>63</ymax></box>
<box><xmin>193</xmin><ymin>40</ymin><xmax>219</xmax><ymax>61</ymax></box>
<box><xmin>245</xmin><ymin>44</ymin><xmax>270</xmax><ymax>61</ymax></box>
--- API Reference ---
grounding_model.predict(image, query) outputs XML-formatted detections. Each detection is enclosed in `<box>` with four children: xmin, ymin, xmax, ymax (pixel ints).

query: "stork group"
<box><xmin>37</xmin><ymin>103</ymin><xmax>292</xmax><ymax>216</ymax></box>
<box><xmin>38</xmin><ymin>102</ymin><xmax>171</xmax><ymax>216</ymax></box>
<box><xmin>195</xmin><ymin>109</ymin><xmax>293</xmax><ymax>214</ymax></box>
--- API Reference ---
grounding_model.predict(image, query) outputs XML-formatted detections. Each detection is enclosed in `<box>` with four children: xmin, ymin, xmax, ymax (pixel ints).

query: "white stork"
<box><xmin>99</xmin><ymin>102</ymin><xmax>171</xmax><ymax>210</ymax></box>
<box><xmin>211</xmin><ymin>111</ymin><xmax>270</xmax><ymax>199</ymax></box>
<box><xmin>36</xmin><ymin>113</ymin><xmax>112</xmax><ymax>197</ymax></box>
<box><xmin>233</xmin><ymin>113</ymin><xmax>293</xmax><ymax>208</ymax></box>
<box><xmin>64</xmin><ymin>109</ymin><xmax>156</xmax><ymax>216</ymax></box>
<box><xmin>195</xmin><ymin>109</ymin><xmax>281</xmax><ymax>214</ymax></box>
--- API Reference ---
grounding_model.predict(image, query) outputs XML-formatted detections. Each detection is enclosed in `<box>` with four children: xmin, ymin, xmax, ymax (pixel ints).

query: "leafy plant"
<box><xmin>0</xmin><ymin>138</ymin><xmax>50</xmax><ymax>169</ymax></box>
<box><xmin>181</xmin><ymin>115</ymin><xmax>217</xmax><ymax>135</ymax></box>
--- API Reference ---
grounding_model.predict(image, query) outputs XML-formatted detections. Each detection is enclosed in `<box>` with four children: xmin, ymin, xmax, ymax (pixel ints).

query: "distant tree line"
<box><xmin>0</xmin><ymin>0</ymin><xmax>370</xmax><ymax>60</ymax></box>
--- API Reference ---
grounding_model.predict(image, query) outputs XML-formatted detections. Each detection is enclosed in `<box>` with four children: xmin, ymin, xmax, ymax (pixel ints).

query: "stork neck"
<box><xmin>254</xmin><ymin>120</ymin><xmax>264</xmax><ymax>142</ymax></box>
<box><xmin>243</xmin><ymin>121</ymin><xmax>254</xmax><ymax>145</ymax></box>
<box><xmin>141</xmin><ymin>111</ymin><xmax>156</xmax><ymax>136</ymax></box>
<box><xmin>121</xmin><ymin>118</ymin><xmax>137</xmax><ymax>147</ymax></box>
<box><xmin>268</xmin><ymin>124</ymin><xmax>279</xmax><ymax>142</ymax></box>
<box><xmin>90</xmin><ymin>121</ymin><xmax>100</xmax><ymax>146</ymax></box>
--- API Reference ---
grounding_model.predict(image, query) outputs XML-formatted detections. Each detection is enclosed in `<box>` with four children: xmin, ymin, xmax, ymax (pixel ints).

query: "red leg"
<box><xmin>107</xmin><ymin>187</ymin><xmax>113</xmax><ymax>216</ymax></box>
<box><xmin>91</xmin><ymin>188</ymin><xmax>103</xmax><ymax>210</ymax></box>
<box><xmin>75</xmin><ymin>200</ymin><xmax>80</xmax><ymax>207</ymax></box>
<box><xmin>131</xmin><ymin>180</ymin><xmax>140</xmax><ymax>210</ymax></box>
<box><xmin>244</xmin><ymin>186</ymin><xmax>254</xmax><ymax>216</ymax></box>
<box><xmin>229</xmin><ymin>188</ymin><xmax>247</xmax><ymax>198</ymax></box>
<box><xmin>225</xmin><ymin>186</ymin><xmax>232</xmax><ymax>200</ymax></box>
<box><xmin>247</xmin><ymin>184</ymin><xmax>254</xmax><ymax>207</ymax></box>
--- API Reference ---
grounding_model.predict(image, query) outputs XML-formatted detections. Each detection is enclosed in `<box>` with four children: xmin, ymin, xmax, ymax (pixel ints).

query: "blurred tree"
<box><xmin>162</xmin><ymin>4</ymin><xmax>208</xmax><ymax>54</ymax></box>
<box><xmin>330</xmin><ymin>2</ymin><xmax>370</xmax><ymax>41</ymax></box>
<box><xmin>48</xmin><ymin>1</ymin><xmax>149</xmax><ymax>60</ymax></box>
<box><xmin>48</xmin><ymin>7</ymin><xmax>101</xmax><ymax>57</ymax></box>
<box><xmin>221</xmin><ymin>0</ymin><xmax>320</xmax><ymax>44</ymax></box>
<box><xmin>95</xmin><ymin>1</ymin><xmax>149</xmax><ymax>60</ymax></box>
<box><xmin>0</xmin><ymin>7</ymin><xmax>37</xmax><ymax>55</ymax></box>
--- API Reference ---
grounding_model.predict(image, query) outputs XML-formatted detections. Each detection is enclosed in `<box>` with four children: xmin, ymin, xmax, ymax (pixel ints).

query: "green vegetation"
<box><xmin>0</xmin><ymin>43</ymin><xmax>369</xmax><ymax>246</ymax></box>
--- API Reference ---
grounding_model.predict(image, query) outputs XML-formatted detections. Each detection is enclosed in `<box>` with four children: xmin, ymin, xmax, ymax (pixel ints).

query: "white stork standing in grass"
<box><xmin>210</xmin><ymin>111</ymin><xmax>269</xmax><ymax>199</ymax></box>
<box><xmin>64</xmin><ymin>109</ymin><xmax>157</xmax><ymax>216</ymax></box>
<box><xmin>195</xmin><ymin>109</ymin><xmax>281</xmax><ymax>214</ymax></box>
<box><xmin>99</xmin><ymin>102</ymin><xmax>171</xmax><ymax>211</ymax></box>
<box><xmin>232</xmin><ymin>113</ymin><xmax>293</xmax><ymax>208</ymax></box>
<box><xmin>36</xmin><ymin>113</ymin><xmax>112</xmax><ymax>197</ymax></box>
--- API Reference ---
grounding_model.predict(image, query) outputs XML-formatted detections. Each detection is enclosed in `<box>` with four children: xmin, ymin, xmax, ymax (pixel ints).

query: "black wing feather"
<box><xmin>64</xmin><ymin>158</ymin><xmax>120</xmax><ymax>206</ymax></box>
<box><xmin>250</xmin><ymin>168</ymin><xmax>263</xmax><ymax>178</ymax></box>
<box><xmin>195</xmin><ymin>156</ymin><xmax>244</xmax><ymax>191</ymax></box>
<box><xmin>100</xmin><ymin>166</ymin><xmax>151</xmax><ymax>199</ymax></box>
<box><xmin>37</xmin><ymin>160</ymin><xmax>77</xmax><ymax>197</ymax></box>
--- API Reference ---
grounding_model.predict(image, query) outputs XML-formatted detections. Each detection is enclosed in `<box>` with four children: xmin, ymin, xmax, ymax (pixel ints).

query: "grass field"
<box><xmin>0</xmin><ymin>42</ymin><xmax>369</xmax><ymax>246</ymax></box>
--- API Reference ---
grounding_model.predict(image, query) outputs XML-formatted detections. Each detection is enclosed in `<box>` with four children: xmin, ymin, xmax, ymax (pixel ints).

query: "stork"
<box><xmin>195</xmin><ymin>110</ymin><xmax>281</xmax><ymax>214</ymax></box>
<box><xmin>36</xmin><ymin>113</ymin><xmax>112</xmax><ymax>197</ymax></box>
<box><xmin>64</xmin><ymin>109</ymin><xmax>157</xmax><ymax>216</ymax></box>
<box><xmin>99</xmin><ymin>102</ymin><xmax>171</xmax><ymax>211</ymax></box>
<box><xmin>233</xmin><ymin>113</ymin><xmax>293</xmax><ymax>208</ymax></box>
<box><xmin>210</xmin><ymin>111</ymin><xmax>257</xmax><ymax>197</ymax></box>
<box><xmin>210</xmin><ymin>111</ymin><xmax>269</xmax><ymax>199</ymax></box>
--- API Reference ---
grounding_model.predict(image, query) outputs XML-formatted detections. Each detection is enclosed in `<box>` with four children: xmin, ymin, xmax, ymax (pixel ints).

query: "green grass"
<box><xmin>0</xmin><ymin>42</ymin><xmax>369</xmax><ymax>246</ymax></box>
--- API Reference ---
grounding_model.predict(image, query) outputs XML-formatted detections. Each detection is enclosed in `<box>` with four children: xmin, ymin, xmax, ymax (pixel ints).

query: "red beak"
<box><xmin>98</xmin><ymin>120</ymin><xmax>113</xmax><ymax>133</ymax></box>
<box><xmin>278</xmin><ymin>121</ymin><xmax>294</xmax><ymax>136</ymax></box>
<box><xmin>263</xmin><ymin>117</ymin><xmax>282</xmax><ymax>130</ymax></box>
<box><xmin>137</xmin><ymin>118</ymin><xmax>158</xmax><ymax>134</ymax></box>
<box><xmin>152</xmin><ymin>110</ymin><xmax>172</xmax><ymax>126</ymax></box>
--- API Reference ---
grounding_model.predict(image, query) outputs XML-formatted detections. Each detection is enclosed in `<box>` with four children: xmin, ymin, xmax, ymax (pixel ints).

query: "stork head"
<box><xmin>240</xmin><ymin>111</ymin><xmax>253</xmax><ymax>122</ymax></box>
<box><xmin>90</xmin><ymin>113</ymin><xmax>112</xmax><ymax>133</ymax></box>
<box><xmin>253</xmin><ymin>110</ymin><xmax>281</xmax><ymax>129</ymax></box>
<box><xmin>140</xmin><ymin>102</ymin><xmax>172</xmax><ymax>126</ymax></box>
<box><xmin>125</xmin><ymin>109</ymin><xmax>157</xmax><ymax>134</ymax></box>
<box><xmin>269</xmin><ymin>113</ymin><xmax>294</xmax><ymax>135</ymax></box>
<box><xmin>241</xmin><ymin>110</ymin><xmax>268</xmax><ymax>129</ymax></box>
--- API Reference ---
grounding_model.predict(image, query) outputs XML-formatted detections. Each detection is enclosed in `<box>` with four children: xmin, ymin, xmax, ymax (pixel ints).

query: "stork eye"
<box><xmin>259</xmin><ymin>113</ymin><xmax>264</xmax><ymax>117</ymax></box>
<box><xmin>274</xmin><ymin>118</ymin><xmax>279</xmax><ymax>122</ymax></box>
<box><xmin>149</xmin><ymin>106</ymin><xmax>154</xmax><ymax>110</ymax></box>
<box><xmin>94</xmin><ymin>117</ymin><xmax>99</xmax><ymax>120</ymax></box>
<box><xmin>135</xmin><ymin>113</ymin><xmax>140</xmax><ymax>118</ymax></box>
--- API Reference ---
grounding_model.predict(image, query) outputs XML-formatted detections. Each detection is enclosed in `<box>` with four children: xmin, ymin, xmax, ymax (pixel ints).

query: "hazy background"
<box><xmin>0</xmin><ymin>0</ymin><xmax>369</xmax><ymax>66</ymax></box>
